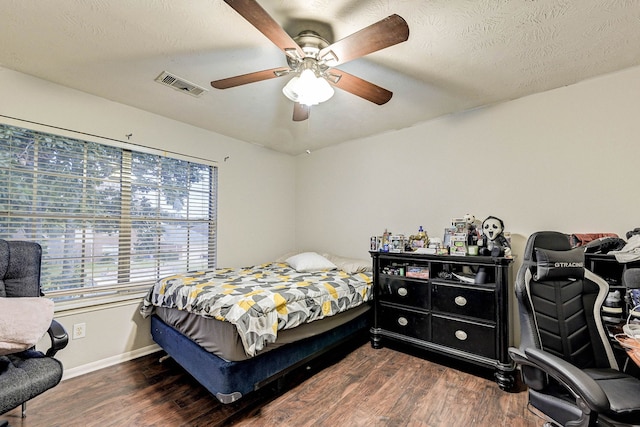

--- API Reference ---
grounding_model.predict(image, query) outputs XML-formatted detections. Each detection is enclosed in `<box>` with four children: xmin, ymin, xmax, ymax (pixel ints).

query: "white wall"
<box><xmin>295</xmin><ymin>65</ymin><xmax>640</xmax><ymax>269</ymax></box>
<box><xmin>295</xmin><ymin>65</ymin><xmax>640</xmax><ymax>347</ymax></box>
<box><xmin>0</xmin><ymin>67</ymin><xmax>296</xmax><ymax>375</ymax></box>
<box><xmin>3</xmin><ymin>63</ymin><xmax>640</xmax><ymax>376</ymax></box>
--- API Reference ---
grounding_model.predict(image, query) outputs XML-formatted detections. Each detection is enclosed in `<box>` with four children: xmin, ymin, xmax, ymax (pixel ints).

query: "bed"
<box><xmin>139</xmin><ymin>252</ymin><xmax>373</xmax><ymax>403</ymax></box>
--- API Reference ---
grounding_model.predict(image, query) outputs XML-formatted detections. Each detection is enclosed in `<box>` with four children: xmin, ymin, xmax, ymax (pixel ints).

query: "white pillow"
<box><xmin>322</xmin><ymin>253</ymin><xmax>372</xmax><ymax>274</ymax></box>
<box><xmin>286</xmin><ymin>252</ymin><xmax>337</xmax><ymax>273</ymax></box>
<box><xmin>0</xmin><ymin>297</ymin><xmax>54</xmax><ymax>356</ymax></box>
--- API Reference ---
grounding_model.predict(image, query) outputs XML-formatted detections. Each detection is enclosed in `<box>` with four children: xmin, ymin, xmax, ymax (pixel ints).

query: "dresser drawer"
<box><xmin>379</xmin><ymin>304</ymin><xmax>430</xmax><ymax>341</ymax></box>
<box><xmin>379</xmin><ymin>276</ymin><xmax>429</xmax><ymax>309</ymax></box>
<box><xmin>431</xmin><ymin>282</ymin><xmax>495</xmax><ymax>321</ymax></box>
<box><xmin>431</xmin><ymin>315</ymin><xmax>496</xmax><ymax>359</ymax></box>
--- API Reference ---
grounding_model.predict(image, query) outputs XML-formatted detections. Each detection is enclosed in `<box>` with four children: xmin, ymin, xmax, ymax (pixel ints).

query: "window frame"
<box><xmin>0</xmin><ymin>121</ymin><xmax>217</xmax><ymax>310</ymax></box>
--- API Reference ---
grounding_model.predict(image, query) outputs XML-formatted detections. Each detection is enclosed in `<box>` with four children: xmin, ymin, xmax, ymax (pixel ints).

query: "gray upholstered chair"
<box><xmin>0</xmin><ymin>239</ymin><xmax>68</xmax><ymax>426</ymax></box>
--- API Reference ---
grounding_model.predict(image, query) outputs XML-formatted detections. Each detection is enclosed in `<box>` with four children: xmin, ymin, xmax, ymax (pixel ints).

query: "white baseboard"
<box><xmin>61</xmin><ymin>344</ymin><xmax>162</xmax><ymax>380</ymax></box>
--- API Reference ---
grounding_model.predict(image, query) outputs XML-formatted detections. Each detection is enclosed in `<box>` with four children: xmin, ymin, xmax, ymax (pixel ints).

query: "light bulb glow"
<box><xmin>282</xmin><ymin>68</ymin><xmax>334</xmax><ymax>106</ymax></box>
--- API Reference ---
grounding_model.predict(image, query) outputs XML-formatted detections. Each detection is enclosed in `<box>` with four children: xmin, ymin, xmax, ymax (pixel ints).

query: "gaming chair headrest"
<box><xmin>522</xmin><ymin>231</ymin><xmax>585</xmax><ymax>281</ymax></box>
<box><xmin>523</xmin><ymin>231</ymin><xmax>572</xmax><ymax>264</ymax></box>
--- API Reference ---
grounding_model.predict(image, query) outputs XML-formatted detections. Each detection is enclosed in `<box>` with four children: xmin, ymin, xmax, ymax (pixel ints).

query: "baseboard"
<box><xmin>61</xmin><ymin>344</ymin><xmax>162</xmax><ymax>380</ymax></box>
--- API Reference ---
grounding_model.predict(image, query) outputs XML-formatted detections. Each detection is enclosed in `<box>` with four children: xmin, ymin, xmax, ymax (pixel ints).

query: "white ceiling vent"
<box><xmin>155</xmin><ymin>71</ymin><xmax>207</xmax><ymax>97</ymax></box>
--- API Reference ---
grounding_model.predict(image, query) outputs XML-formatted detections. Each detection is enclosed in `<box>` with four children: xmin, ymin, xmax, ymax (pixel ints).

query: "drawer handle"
<box><xmin>455</xmin><ymin>330</ymin><xmax>468</xmax><ymax>341</ymax></box>
<box><xmin>454</xmin><ymin>296</ymin><xmax>467</xmax><ymax>306</ymax></box>
<box><xmin>397</xmin><ymin>287</ymin><xmax>408</xmax><ymax>297</ymax></box>
<box><xmin>397</xmin><ymin>317</ymin><xmax>408</xmax><ymax>326</ymax></box>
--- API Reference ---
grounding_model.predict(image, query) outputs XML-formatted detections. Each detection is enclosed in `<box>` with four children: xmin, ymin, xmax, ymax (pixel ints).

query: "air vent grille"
<box><xmin>155</xmin><ymin>71</ymin><xmax>207</xmax><ymax>97</ymax></box>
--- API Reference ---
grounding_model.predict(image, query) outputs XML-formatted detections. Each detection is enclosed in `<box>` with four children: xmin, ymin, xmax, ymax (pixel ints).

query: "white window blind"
<box><xmin>0</xmin><ymin>123</ymin><xmax>217</xmax><ymax>304</ymax></box>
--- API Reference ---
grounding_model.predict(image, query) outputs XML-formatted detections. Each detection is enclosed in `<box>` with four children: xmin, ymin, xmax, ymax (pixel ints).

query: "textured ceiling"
<box><xmin>2</xmin><ymin>0</ymin><xmax>640</xmax><ymax>155</ymax></box>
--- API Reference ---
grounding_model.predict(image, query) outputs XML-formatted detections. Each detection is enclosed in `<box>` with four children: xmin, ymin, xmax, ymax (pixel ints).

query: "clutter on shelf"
<box><xmin>370</xmin><ymin>214</ymin><xmax>512</xmax><ymax>257</ymax></box>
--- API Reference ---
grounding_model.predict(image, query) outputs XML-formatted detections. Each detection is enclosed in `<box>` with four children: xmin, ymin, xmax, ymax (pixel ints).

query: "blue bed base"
<box><xmin>150</xmin><ymin>309</ymin><xmax>369</xmax><ymax>403</ymax></box>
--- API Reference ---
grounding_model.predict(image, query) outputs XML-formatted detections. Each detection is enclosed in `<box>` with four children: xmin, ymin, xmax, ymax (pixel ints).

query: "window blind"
<box><xmin>0</xmin><ymin>123</ymin><xmax>217</xmax><ymax>304</ymax></box>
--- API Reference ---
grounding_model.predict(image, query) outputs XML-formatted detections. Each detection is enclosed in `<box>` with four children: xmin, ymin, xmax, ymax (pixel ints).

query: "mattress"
<box><xmin>155</xmin><ymin>303</ymin><xmax>370</xmax><ymax>361</ymax></box>
<box><xmin>140</xmin><ymin>261</ymin><xmax>373</xmax><ymax>356</ymax></box>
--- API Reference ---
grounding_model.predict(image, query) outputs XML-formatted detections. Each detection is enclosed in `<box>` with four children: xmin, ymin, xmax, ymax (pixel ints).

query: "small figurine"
<box><xmin>480</xmin><ymin>216</ymin><xmax>512</xmax><ymax>257</ymax></box>
<box><xmin>464</xmin><ymin>213</ymin><xmax>481</xmax><ymax>246</ymax></box>
<box><xmin>409</xmin><ymin>226</ymin><xmax>429</xmax><ymax>250</ymax></box>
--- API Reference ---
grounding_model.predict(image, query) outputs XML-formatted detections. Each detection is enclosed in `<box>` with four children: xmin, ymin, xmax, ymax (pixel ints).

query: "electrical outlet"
<box><xmin>73</xmin><ymin>322</ymin><xmax>86</xmax><ymax>339</ymax></box>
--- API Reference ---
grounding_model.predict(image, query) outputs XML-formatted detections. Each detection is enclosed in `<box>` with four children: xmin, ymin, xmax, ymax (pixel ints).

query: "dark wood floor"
<box><xmin>2</xmin><ymin>343</ymin><xmax>542</xmax><ymax>427</ymax></box>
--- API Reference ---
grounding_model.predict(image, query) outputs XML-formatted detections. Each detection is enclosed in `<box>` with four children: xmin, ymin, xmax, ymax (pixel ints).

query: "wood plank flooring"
<box><xmin>2</xmin><ymin>342</ymin><xmax>542</xmax><ymax>427</ymax></box>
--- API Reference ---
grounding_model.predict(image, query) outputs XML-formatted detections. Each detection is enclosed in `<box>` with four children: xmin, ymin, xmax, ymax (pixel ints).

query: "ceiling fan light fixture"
<box><xmin>282</xmin><ymin>69</ymin><xmax>334</xmax><ymax>106</ymax></box>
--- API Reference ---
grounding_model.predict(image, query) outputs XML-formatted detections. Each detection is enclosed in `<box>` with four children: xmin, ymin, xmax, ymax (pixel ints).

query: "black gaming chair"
<box><xmin>509</xmin><ymin>231</ymin><xmax>640</xmax><ymax>426</ymax></box>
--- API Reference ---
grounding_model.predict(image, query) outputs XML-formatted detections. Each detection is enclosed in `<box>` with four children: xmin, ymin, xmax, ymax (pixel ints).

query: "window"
<box><xmin>0</xmin><ymin>123</ymin><xmax>217</xmax><ymax>306</ymax></box>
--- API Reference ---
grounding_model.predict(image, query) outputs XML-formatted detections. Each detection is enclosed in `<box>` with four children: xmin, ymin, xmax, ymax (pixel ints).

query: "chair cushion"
<box><xmin>0</xmin><ymin>297</ymin><xmax>54</xmax><ymax>356</ymax></box>
<box><xmin>586</xmin><ymin>368</ymin><xmax>640</xmax><ymax>418</ymax></box>
<box><xmin>0</xmin><ymin>352</ymin><xmax>63</xmax><ymax>414</ymax></box>
<box><xmin>535</xmin><ymin>247</ymin><xmax>585</xmax><ymax>281</ymax></box>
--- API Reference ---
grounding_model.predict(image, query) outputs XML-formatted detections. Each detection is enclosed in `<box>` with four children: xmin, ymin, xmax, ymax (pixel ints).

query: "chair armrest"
<box><xmin>509</xmin><ymin>346</ymin><xmax>547</xmax><ymax>390</ymax></box>
<box><xmin>508</xmin><ymin>347</ymin><xmax>529</xmax><ymax>366</ymax></box>
<box><xmin>45</xmin><ymin>319</ymin><xmax>69</xmax><ymax>357</ymax></box>
<box><xmin>524</xmin><ymin>347</ymin><xmax>610</xmax><ymax>413</ymax></box>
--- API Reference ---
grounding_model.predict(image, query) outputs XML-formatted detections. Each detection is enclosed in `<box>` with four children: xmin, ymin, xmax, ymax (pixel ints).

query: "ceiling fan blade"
<box><xmin>292</xmin><ymin>103</ymin><xmax>310</xmax><ymax>121</ymax></box>
<box><xmin>224</xmin><ymin>0</ymin><xmax>305</xmax><ymax>58</ymax></box>
<box><xmin>211</xmin><ymin>67</ymin><xmax>290</xmax><ymax>89</ymax></box>
<box><xmin>318</xmin><ymin>14</ymin><xmax>409</xmax><ymax>67</ymax></box>
<box><xmin>329</xmin><ymin>69</ymin><xmax>393</xmax><ymax>105</ymax></box>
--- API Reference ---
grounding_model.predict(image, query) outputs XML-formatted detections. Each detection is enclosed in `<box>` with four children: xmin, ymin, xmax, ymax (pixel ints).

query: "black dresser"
<box><xmin>370</xmin><ymin>251</ymin><xmax>515</xmax><ymax>390</ymax></box>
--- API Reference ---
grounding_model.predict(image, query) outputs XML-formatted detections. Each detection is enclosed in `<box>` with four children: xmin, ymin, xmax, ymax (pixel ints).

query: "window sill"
<box><xmin>53</xmin><ymin>291</ymin><xmax>148</xmax><ymax>315</ymax></box>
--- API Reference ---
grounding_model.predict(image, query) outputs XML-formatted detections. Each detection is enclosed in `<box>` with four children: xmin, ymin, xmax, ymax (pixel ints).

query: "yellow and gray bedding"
<box><xmin>140</xmin><ymin>262</ymin><xmax>373</xmax><ymax>357</ymax></box>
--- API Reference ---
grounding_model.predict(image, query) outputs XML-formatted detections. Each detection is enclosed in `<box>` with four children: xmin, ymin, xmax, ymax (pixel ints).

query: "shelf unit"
<box><xmin>370</xmin><ymin>251</ymin><xmax>515</xmax><ymax>391</ymax></box>
<box><xmin>585</xmin><ymin>253</ymin><xmax>640</xmax><ymax>376</ymax></box>
<box><xmin>585</xmin><ymin>253</ymin><xmax>640</xmax><ymax>318</ymax></box>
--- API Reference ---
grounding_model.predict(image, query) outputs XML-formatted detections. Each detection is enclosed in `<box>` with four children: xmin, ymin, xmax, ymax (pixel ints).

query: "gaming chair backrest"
<box><xmin>515</xmin><ymin>231</ymin><xmax>617</xmax><ymax>372</ymax></box>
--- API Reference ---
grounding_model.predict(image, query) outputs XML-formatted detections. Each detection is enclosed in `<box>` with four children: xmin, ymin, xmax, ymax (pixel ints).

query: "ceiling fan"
<box><xmin>211</xmin><ymin>0</ymin><xmax>410</xmax><ymax>121</ymax></box>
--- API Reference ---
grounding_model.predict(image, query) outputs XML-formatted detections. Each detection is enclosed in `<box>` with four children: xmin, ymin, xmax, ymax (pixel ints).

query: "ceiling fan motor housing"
<box><xmin>287</xmin><ymin>31</ymin><xmax>331</xmax><ymax>72</ymax></box>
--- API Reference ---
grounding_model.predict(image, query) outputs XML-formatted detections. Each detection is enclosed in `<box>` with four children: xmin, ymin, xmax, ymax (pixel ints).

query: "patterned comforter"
<box><xmin>140</xmin><ymin>262</ymin><xmax>373</xmax><ymax>357</ymax></box>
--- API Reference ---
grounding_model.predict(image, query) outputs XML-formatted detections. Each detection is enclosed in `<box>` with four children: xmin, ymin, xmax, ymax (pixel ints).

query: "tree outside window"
<box><xmin>0</xmin><ymin>124</ymin><xmax>217</xmax><ymax>302</ymax></box>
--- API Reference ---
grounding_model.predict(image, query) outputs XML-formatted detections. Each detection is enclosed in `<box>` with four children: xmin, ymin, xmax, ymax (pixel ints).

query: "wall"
<box><xmin>295</xmin><ymin>65</ymin><xmax>640</xmax><ymax>347</ymax></box>
<box><xmin>3</xmin><ymin>63</ymin><xmax>640</xmax><ymax>377</ymax></box>
<box><xmin>295</xmin><ymin>65</ymin><xmax>640</xmax><ymax>269</ymax></box>
<box><xmin>0</xmin><ymin>67</ymin><xmax>296</xmax><ymax>377</ymax></box>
